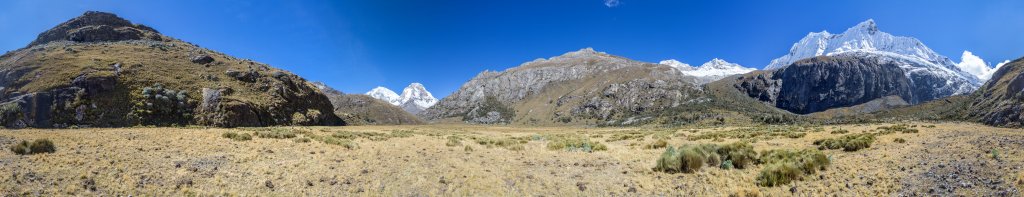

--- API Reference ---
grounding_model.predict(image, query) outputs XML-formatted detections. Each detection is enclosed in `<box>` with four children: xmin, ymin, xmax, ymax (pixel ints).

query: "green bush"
<box><xmin>716</xmin><ymin>142</ymin><xmax>757</xmax><ymax>169</ymax></box>
<box><xmin>10</xmin><ymin>139</ymin><xmax>56</xmax><ymax>155</ymax></box>
<box><xmin>131</xmin><ymin>83</ymin><xmax>193</xmax><ymax>126</ymax></box>
<box><xmin>756</xmin><ymin>162</ymin><xmax>803</xmax><ymax>187</ymax></box>
<box><xmin>221</xmin><ymin>132</ymin><xmax>252</xmax><ymax>141</ymax></box>
<box><xmin>756</xmin><ymin>149</ymin><xmax>830</xmax><ymax>187</ymax></box>
<box><xmin>813</xmin><ymin>133</ymin><xmax>875</xmax><ymax>151</ymax></box>
<box><xmin>249</xmin><ymin>128</ymin><xmax>296</xmax><ymax>139</ymax></box>
<box><xmin>653</xmin><ymin>145</ymin><xmax>706</xmax><ymax>173</ymax></box>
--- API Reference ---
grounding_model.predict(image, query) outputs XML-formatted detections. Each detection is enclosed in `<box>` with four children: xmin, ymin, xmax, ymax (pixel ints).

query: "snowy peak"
<box><xmin>764</xmin><ymin>19</ymin><xmax>982</xmax><ymax>87</ymax></box>
<box><xmin>366</xmin><ymin>87</ymin><xmax>402</xmax><ymax>105</ymax></box>
<box><xmin>400</xmin><ymin>83</ymin><xmax>438</xmax><ymax>109</ymax></box>
<box><xmin>658</xmin><ymin>59</ymin><xmax>695</xmax><ymax>71</ymax></box>
<box><xmin>365</xmin><ymin>83</ymin><xmax>438</xmax><ymax>114</ymax></box>
<box><xmin>659</xmin><ymin>58</ymin><xmax>756</xmax><ymax>78</ymax></box>
<box><xmin>843</xmin><ymin>19</ymin><xmax>878</xmax><ymax>35</ymax></box>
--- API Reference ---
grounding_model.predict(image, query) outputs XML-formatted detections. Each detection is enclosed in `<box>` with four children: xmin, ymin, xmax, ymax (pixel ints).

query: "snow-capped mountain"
<box><xmin>659</xmin><ymin>58</ymin><xmax>756</xmax><ymax>83</ymax></box>
<box><xmin>764</xmin><ymin>19</ymin><xmax>982</xmax><ymax>94</ymax></box>
<box><xmin>365</xmin><ymin>83</ymin><xmax>438</xmax><ymax>114</ymax></box>
<box><xmin>366</xmin><ymin>87</ymin><xmax>402</xmax><ymax>105</ymax></box>
<box><xmin>399</xmin><ymin>83</ymin><xmax>439</xmax><ymax>114</ymax></box>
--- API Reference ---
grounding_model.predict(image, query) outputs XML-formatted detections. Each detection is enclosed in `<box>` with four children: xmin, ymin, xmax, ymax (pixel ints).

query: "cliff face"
<box><xmin>0</xmin><ymin>11</ymin><xmax>343</xmax><ymax>128</ymax></box>
<box><xmin>735</xmin><ymin>54</ymin><xmax>961</xmax><ymax>114</ymax></box>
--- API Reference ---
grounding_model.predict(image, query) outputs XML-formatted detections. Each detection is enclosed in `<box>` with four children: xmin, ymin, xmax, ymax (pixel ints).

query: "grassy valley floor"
<box><xmin>1</xmin><ymin>122</ymin><xmax>1022</xmax><ymax>196</ymax></box>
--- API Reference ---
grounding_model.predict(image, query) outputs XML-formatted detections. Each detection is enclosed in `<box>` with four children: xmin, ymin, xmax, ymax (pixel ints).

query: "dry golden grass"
<box><xmin>0</xmin><ymin>122</ymin><xmax>1021</xmax><ymax>195</ymax></box>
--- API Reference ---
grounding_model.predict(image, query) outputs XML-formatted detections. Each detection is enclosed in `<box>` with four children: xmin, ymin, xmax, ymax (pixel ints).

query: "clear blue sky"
<box><xmin>1</xmin><ymin>0</ymin><xmax>1022</xmax><ymax>98</ymax></box>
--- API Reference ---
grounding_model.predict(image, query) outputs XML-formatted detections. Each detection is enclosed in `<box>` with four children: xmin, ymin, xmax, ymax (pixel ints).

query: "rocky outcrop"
<box><xmin>734</xmin><ymin>54</ymin><xmax>958</xmax><ymax>114</ymax></box>
<box><xmin>28</xmin><ymin>11</ymin><xmax>162</xmax><ymax>47</ymax></box>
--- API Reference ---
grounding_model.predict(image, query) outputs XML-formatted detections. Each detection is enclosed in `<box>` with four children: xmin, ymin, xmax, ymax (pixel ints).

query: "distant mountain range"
<box><xmin>365</xmin><ymin>83</ymin><xmax>438</xmax><ymax>114</ymax></box>
<box><xmin>658</xmin><ymin>58</ymin><xmax>756</xmax><ymax>84</ymax></box>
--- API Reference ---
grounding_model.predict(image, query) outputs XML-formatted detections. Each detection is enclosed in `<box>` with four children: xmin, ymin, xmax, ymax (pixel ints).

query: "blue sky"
<box><xmin>1</xmin><ymin>0</ymin><xmax>1022</xmax><ymax>98</ymax></box>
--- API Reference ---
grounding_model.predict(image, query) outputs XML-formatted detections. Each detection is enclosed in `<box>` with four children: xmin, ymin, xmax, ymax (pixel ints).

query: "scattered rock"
<box><xmin>191</xmin><ymin>55</ymin><xmax>214</xmax><ymax>64</ymax></box>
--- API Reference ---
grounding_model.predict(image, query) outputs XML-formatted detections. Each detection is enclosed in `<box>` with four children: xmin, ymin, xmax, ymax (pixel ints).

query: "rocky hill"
<box><xmin>964</xmin><ymin>57</ymin><xmax>1024</xmax><ymax>127</ymax></box>
<box><xmin>314</xmin><ymin>82</ymin><xmax>423</xmax><ymax>125</ymax></box>
<box><xmin>0</xmin><ymin>11</ymin><xmax>343</xmax><ymax>128</ymax></box>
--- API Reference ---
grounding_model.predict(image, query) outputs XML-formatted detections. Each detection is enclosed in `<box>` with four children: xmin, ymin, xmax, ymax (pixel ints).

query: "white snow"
<box><xmin>400</xmin><ymin>83</ymin><xmax>439</xmax><ymax>109</ymax></box>
<box><xmin>366</xmin><ymin>87</ymin><xmax>402</xmax><ymax>105</ymax></box>
<box><xmin>764</xmin><ymin>19</ymin><xmax>983</xmax><ymax>89</ymax></box>
<box><xmin>366</xmin><ymin>83</ymin><xmax>438</xmax><ymax>111</ymax></box>
<box><xmin>659</xmin><ymin>58</ymin><xmax>756</xmax><ymax>83</ymax></box>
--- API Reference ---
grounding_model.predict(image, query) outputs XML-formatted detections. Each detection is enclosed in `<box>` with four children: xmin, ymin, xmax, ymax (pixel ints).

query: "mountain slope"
<box><xmin>314</xmin><ymin>82</ymin><xmax>423</xmax><ymax>125</ymax></box>
<box><xmin>0</xmin><ymin>11</ymin><xmax>343</xmax><ymax>128</ymax></box>
<box><xmin>964</xmin><ymin>57</ymin><xmax>1024</xmax><ymax>127</ymax></box>
<box><xmin>764</xmin><ymin>19</ymin><xmax>980</xmax><ymax>94</ymax></box>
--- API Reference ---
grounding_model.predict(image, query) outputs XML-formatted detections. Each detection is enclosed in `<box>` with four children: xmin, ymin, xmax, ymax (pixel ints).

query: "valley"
<box><xmin>1</xmin><ymin>122</ymin><xmax>1021</xmax><ymax>196</ymax></box>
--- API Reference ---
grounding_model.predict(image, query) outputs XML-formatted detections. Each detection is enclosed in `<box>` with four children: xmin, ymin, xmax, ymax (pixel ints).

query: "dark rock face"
<box><xmin>735</xmin><ymin>55</ymin><xmax>930</xmax><ymax>114</ymax></box>
<box><xmin>0</xmin><ymin>74</ymin><xmax>118</xmax><ymax>128</ymax></box>
<box><xmin>28</xmin><ymin>11</ymin><xmax>162</xmax><ymax>47</ymax></box>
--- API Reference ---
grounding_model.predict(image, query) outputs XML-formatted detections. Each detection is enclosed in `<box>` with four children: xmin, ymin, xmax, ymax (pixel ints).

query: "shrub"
<box><xmin>716</xmin><ymin>142</ymin><xmax>757</xmax><ymax>169</ymax></box>
<box><xmin>720</xmin><ymin>160</ymin><xmax>734</xmax><ymax>170</ymax></box>
<box><xmin>756</xmin><ymin>149</ymin><xmax>830</xmax><ymax>187</ymax></box>
<box><xmin>253</xmin><ymin>128</ymin><xmax>297</xmax><ymax>139</ymax></box>
<box><xmin>10</xmin><ymin>139</ymin><xmax>56</xmax><ymax>155</ymax></box>
<box><xmin>813</xmin><ymin>133</ymin><xmax>875</xmax><ymax>151</ymax></box>
<box><xmin>894</xmin><ymin>138</ymin><xmax>906</xmax><ymax>143</ymax></box>
<box><xmin>653</xmin><ymin>145</ymin><xmax>706</xmax><ymax>173</ymax></box>
<box><xmin>221</xmin><ymin>132</ymin><xmax>252</xmax><ymax>141</ymax></box>
<box><xmin>131</xmin><ymin>83</ymin><xmax>194</xmax><ymax>126</ymax></box>
<box><xmin>446</xmin><ymin>136</ymin><xmax>463</xmax><ymax>147</ymax></box>
<box><xmin>464</xmin><ymin>145</ymin><xmax>474</xmax><ymax>152</ymax></box>
<box><xmin>756</xmin><ymin>162</ymin><xmax>803</xmax><ymax>187</ymax></box>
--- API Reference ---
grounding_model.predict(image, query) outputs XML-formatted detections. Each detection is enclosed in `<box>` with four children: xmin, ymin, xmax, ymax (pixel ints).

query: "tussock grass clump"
<box><xmin>644</xmin><ymin>139</ymin><xmax>668</xmax><ymax>149</ymax></box>
<box><xmin>830</xmin><ymin>129</ymin><xmax>849</xmax><ymax>134</ymax></box>
<box><xmin>446</xmin><ymin>136</ymin><xmax>463</xmax><ymax>147</ymax></box>
<box><xmin>654</xmin><ymin>142</ymin><xmax>757</xmax><ymax>173</ymax></box>
<box><xmin>221</xmin><ymin>132</ymin><xmax>253</xmax><ymax>141</ymax></box>
<box><xmin>545</xmin><ymin>134</ymin><xmax>607</xmax><ymax>152</ymax></box>
<box><xmin>315</xmin><ymin>136</ymin><xmax>357</xmax><ymax>149</ymax></box>
<box><xmin>472</xmin><ymin>136</ymin><xmax>527</xmax><ymax>151</ymax></box>
<box><xmin>756</xmin><ymin>149</ymin><xmax>830</xmax><ymax>187</ymax></box>
<box><xmin>894</xmin><ymin>138</ymin><xmax>906</xmax><ymax>143</ymax></box>
<box><xmin>605</xmin><ymin>132</ymin><xmax>645</xmax><ymax>142</ymax></box>
<box><xmin>10</xmin><ymin>139</ymin><xmax>56</xmax><ymax>155</ymax></box>
<box><xmin>245</xmin><ymin>128</ymin><xmax>297</xmax><ymax>139</ymax></box>
<box><xmin>876</xmin><ymin>124</ymin><xmax>918</xmax><ymax>134</ymax></box>
<box><xmin>330</xmin><ymin>130</ymin><xmax>415</xmax><ymax>141</ymax></box>
<box><xmin>293</xmin><ymin>137</ymin><xmax>311</xmax><ymax>143</ymax></box>
<box><xmin>688</xmin><ymin>126</ymin><xmax>809</xmax><ymax>141</ymax></box>
<box><xmin>813</xmin><ymin>133</ymin><xmax>875</xmax><ymax>151</ymax></box>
